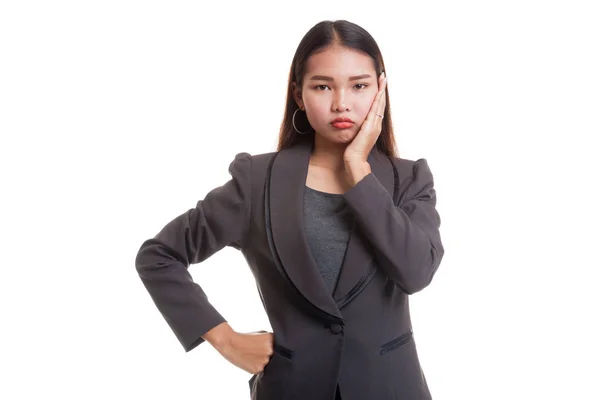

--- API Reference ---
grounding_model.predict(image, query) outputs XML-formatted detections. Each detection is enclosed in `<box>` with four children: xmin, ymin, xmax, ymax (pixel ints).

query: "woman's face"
<box><xmin>294</xmin><ymin>45</ymin><xmax>379</xmax><ymax>145</ymax></box>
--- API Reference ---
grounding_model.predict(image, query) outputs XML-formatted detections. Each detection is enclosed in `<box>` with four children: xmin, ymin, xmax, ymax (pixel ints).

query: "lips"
<box><xmin>332</xmin><ymin>122</ymin><xmax>354</xmax><ymax>129</ymax></box>
<box><xmin>331</xmin><ymin>117</ymin><xmax>354</xmax><ymax>124</ymax></box>
<box><xmin>331</xmin><ymin>117</ymin><xmax>354</xmax><ymax>129</ymax></box>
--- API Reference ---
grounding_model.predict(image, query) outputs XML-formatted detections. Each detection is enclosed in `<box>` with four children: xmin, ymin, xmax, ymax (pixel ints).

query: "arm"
<box><xmin>342</xmin><ymin>158</ymin><xmax>444</xmax><ymax>294</ymax></box>
<box><xmin>134</xmin><ymin>152</ymin><xmax>252</xmax><ymax>352</ymax></box>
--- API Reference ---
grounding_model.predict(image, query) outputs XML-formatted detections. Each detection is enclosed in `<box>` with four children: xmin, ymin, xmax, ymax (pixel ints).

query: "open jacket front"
<box><xmin>135</xmin><ymin>136</ymin><xmax>445</xmax><ymax>400</ymax></box>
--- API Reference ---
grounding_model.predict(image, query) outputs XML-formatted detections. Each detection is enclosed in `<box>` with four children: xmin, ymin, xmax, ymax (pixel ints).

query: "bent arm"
<box><xmin>134</xmin><ymin>153</ymin><xmax>252</xmax><ymax>352</ymax></box>
<box><xmin>343</xmin><ymin>158</ymin><xmax>444</xmax><ymax>294</ymax></box>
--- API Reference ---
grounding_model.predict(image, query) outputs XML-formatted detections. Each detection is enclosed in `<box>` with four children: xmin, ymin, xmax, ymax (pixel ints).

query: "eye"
<box><xmin>315</xmin><ymin>85</ymin><xmax>330</xmax><ymax>91</ymax></box>
<box><xmin>354</xmin><ymin>83</ymin><xmax>368</xmax><ymax>90</ymax></box>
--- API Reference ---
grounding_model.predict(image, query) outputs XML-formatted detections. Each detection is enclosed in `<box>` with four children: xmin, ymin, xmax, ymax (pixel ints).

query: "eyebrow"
<box><xmin>309</xmin><ymin>74</ymin><xmax>372</xmax><ymax>81</ymax></box>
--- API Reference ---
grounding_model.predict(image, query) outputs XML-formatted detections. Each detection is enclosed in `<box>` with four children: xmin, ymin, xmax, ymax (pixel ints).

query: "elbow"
<box><xmin>399</xmin><ymin>273</ymin><xmax>434</xmax><ymax>295</ymax></box>
<box><xmin>134</xmin><ymin>239</ymin><xmax>155</xmax><ymax>272</ymax></box>
<box><xmin>134</xmin><ymin>252</ymin><xmax>150</xmax><ymax>280</ymax></box>
<box><xmin>397</xmin><ymin>244</ymin><xmax>444</xmax><ymax>295</ymax></box>
<box><xmin>134</xmin><ymin>251</ymin><xmax>145</xmax><ymax>272</ymax></box>
<box><xmin>134</xmin><ymin>241</ymin><xmax>147</xmax><ymax>271</ymax></box>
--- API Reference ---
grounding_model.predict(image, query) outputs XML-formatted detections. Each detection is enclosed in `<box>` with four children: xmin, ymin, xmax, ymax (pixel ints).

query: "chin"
<box><xmin>320</xmin><ymin>129</ymin><xmax>357</xmax><ymax>144</ymax></box>
<box><xmin>333</xmin><ymin>131</ymin><xmax>358</xmax><ymax>143</ymax></box>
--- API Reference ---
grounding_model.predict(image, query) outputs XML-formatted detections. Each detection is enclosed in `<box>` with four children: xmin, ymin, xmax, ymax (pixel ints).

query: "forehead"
<box><xmin>305</xmin><ymin>45</ymin><xmax>375</xmax><ymax>77</ymax></box>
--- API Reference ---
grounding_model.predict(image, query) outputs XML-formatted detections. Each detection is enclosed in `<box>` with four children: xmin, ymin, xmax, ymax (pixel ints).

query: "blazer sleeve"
<box><xmin>342</xmin><ymin>158</ymin><xmax>444</xmax><ymax>294</ymax></box>
<box><xmin>134</xmin><ymin>152</ymin><xmax>252</xmax><ymax>352</ymax></box>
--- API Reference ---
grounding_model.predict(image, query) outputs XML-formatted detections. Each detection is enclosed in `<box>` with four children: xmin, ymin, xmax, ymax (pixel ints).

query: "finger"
<box><xmin>365</xmin><ymin>75</ymin><xmax>385</xmax><ymax>123</ymax></box>
<box><xmin>374</xmin><ymin>72</ymin><xmax>386</xmax><ymax>109</ymax></box>
<box><xmin>378</xmin><ymin>71</ymin><xmax>387</xmax><ymax>93</ymax></box>
<box><xmin>358</xmin><ymin>72</ymin><xmax>387</xmax><ymax>140</ymax></box>
<box><xmin>377</xmin><ymin>72</ymin><xmax>387</xmax><ymax>100</ymax></box>
<box><xmin>371</xmin><ymin>73</ymin><xmax>386</xmax><ymax>129</ymax></box>
<box><xmin>377</xmin><ymin>92</ymin><xmax>386</xmax><ymax>121</ymax></box>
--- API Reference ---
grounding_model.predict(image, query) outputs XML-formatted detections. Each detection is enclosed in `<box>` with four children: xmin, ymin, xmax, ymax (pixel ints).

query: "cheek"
<box><xmin>304</xmin><ymin>93</ymin><xmax>327</xmax><ymax>109</ymax></box>
<box><xmin>304</xmin><ymin>95</ymin><xmax>330</xmax><ymax>124</ymax></box>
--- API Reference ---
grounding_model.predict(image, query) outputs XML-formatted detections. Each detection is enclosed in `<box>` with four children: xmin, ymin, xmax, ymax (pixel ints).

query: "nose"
<box><xmin>332</xmin><ymin>89</ymin><xmax>350</xmax><ymax>112</ymax></box>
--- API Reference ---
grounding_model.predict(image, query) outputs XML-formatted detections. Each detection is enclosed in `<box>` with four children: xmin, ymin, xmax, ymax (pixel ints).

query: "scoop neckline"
<box><xmin>305</xmin><ymin>185</ymin><xmax>345</xmax><ymax>197</ymax></box>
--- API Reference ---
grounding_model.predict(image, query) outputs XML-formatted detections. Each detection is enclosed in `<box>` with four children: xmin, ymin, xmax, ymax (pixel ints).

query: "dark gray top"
<box><xmin>303</xmin><ymin>185</ymin><xmax>354</xmax><ymax>294</ymax></box>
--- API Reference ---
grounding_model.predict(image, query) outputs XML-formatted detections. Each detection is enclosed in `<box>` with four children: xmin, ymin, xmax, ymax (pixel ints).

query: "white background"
<box><xmin>1</xmin><ymin>1</ymin><xmax>599</xmax><ymax>399</ymax></box>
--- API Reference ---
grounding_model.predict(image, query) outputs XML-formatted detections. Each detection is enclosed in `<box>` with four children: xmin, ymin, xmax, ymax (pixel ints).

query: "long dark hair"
<box><xmin>277</xmin><ymin>20</ymin><xmax>398</xmax><ymax>158</ymax></box>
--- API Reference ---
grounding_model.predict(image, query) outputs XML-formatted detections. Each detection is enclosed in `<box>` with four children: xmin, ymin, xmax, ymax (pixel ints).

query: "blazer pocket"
<box><xmin>379</xmin><ymin>330</ymin><xmax>413</xmax><ymax>356</ymax></box>
<box><xmin>273</xmin><ymin>342</ymin><xmax>294</xmax><ymax>360</ymax></box>
<box><xmin>249</xmin><ymin>342</ymin><xmax>294</xmax><ymax>393</ymax></box>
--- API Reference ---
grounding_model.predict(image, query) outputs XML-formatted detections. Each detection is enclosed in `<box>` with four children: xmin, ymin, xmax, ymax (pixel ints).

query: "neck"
<box><xmin>309</xmin><ymin>133</ymin><xmax>347</xmax><ymax>171</ymax></box>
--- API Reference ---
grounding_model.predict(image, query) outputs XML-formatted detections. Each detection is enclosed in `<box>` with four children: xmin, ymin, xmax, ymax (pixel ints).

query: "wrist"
<box><xmin>203</xmin><ymin>322</ymin><xmax>235</xmax><ymax>351</ymax></box>
<box><xmin>344</xmin><ymin>160</ymin><xmax>371</xmax><ymax>187</ymax></box>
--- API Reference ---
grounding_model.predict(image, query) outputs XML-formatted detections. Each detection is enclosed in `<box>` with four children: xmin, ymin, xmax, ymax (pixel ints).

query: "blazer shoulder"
<box><xmin>228</xmin><ymin>151</ymin><xmax>277</xmax><ymax>175</ymax></box>
<box><xmin>389</xmin><ymin>156</ymin><xmax>437</xmax><ymax>205</ymax></box>
<box><xmin>391</xmin><ymin>156</ymin><xmax>433</xmax><ymax>178</ymax></box>
<box><xmin>391</xmin><ymin>156</ymin><xmax>416</xmax><ymax>170</ymax></box>
<box><xmin>248</xmin><ymin>151</ymin><xmax>278</xmax><ymax>178</ymax></box>
<box><xmin>249</xmin><ymin>151</ymin><xmax>278</xmax><ymax>168</ymax></box>
<box><xmin>229</xmin><ymin>151</ymin><xmax>277</xmax><ymax>190</ymax></box>
<box><xmin>390</xmin><ymin>156</ymin><xmax>420</xmax><ymax>184</ymax></box>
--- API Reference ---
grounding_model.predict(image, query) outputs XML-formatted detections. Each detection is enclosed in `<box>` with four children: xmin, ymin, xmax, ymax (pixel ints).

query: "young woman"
<box><xmin>135</xmin><ymin>20</ymin><xmax>444</xmax><ymax>400</ymax></box>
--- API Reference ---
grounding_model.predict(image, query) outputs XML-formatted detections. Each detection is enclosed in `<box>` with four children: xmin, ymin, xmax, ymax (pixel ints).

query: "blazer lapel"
<box><xmin>268</xmin><ymin>136</ymin><xmax>342</xmax><ymax>320</ymax></box>
<box><xmin>267</xmin><ymin>136</ymin><xmax>396</xmax><ymax>318</ymax></box>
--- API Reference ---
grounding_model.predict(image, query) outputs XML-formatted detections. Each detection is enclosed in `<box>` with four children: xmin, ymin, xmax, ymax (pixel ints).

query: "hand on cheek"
<box><xmin>344</xmin><ymin>71</ymin><xmax>387</xmax><ymax>163</ymax></box>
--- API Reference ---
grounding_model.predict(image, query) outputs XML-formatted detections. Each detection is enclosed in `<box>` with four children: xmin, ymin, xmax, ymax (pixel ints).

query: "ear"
<box><xmin>292</xmin><ymin>82</ymin><xmax>304</xmax><ymax>110</ymax></box>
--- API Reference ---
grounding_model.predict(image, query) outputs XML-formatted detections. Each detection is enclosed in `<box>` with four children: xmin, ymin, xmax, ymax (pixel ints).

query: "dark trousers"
<box><xmin>336</xmin><ymin>384</ymin><xmax>342</xmax><ymax>400</ymax></box>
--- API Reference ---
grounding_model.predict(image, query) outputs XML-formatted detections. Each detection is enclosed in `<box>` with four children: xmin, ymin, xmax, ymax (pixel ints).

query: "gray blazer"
<box><xmin>135</xmin><ymin>135</ymin><xmax>444</xmax><ymax>400</ymax></box>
